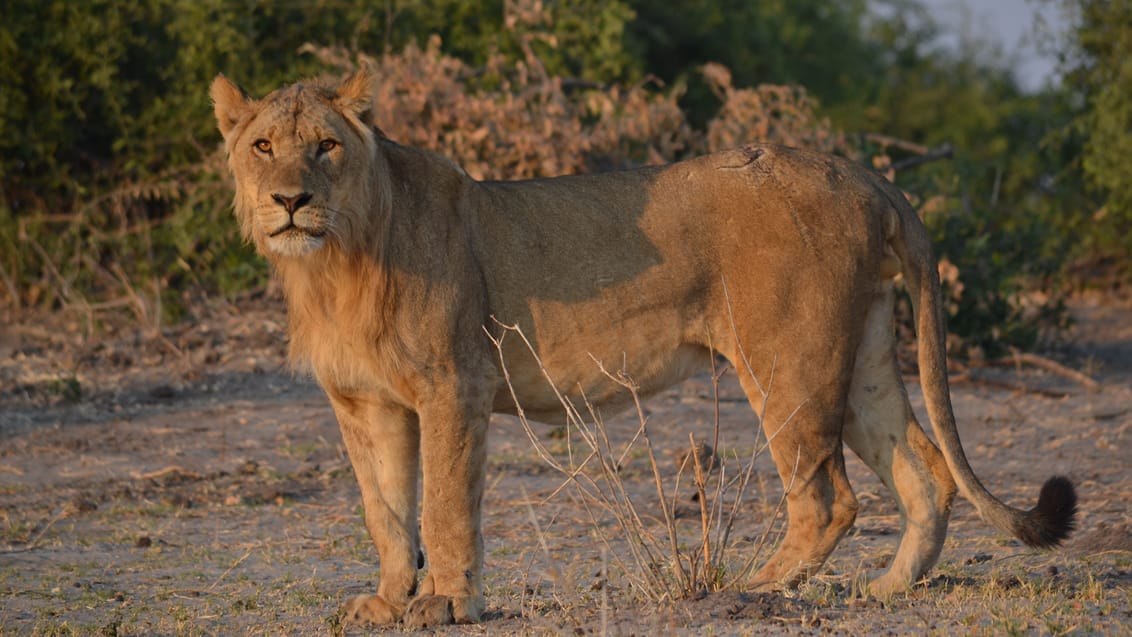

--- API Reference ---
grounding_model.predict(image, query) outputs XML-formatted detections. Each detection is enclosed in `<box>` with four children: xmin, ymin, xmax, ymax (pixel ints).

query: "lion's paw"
<box><xmin>339</xmin><ymin>593</ymin><xmax>403</xmax><ymax>626</ymax></box>
<box><xmin>403</xmin><ymin>594</ymin><xmax>454</xmax><ymax>629</ymax></box>
<box><xmin>402</xmin><ymin>593</ymin><xmax>483</xmax><ymax>629</ymax></box>
<box><xmin>866</xmin><ymin>573</ymin><xmax>911</xmax><ymax>600</ymax></box>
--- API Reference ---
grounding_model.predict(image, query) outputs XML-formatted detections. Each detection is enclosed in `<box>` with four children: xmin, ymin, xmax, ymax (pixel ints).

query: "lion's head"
<box><xmin>210</xmin><ymin>69</ymin><xmax>389</xmax><ymax>258</ymax></box>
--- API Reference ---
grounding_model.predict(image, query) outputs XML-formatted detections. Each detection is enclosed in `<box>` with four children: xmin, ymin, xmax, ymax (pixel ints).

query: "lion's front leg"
<box><xmin>403</xmin><ymin>391</ymin><xmax>491</xmax><ymax>629</ymax></box>
<box><xmin>329</xmin><ymin>394</ymin><xmax>421</xmax><ymax>627</ymax></box>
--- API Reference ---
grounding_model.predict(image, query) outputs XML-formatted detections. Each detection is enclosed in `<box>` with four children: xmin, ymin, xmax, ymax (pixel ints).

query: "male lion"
<box><xmin>210</xmin><ymin>68</ymin><xmax>1076</xmax><ymax>629</ymax></box>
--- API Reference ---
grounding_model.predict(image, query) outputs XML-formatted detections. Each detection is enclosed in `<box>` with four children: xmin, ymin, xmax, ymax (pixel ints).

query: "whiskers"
<box><xmin>318</xmin><ymin>206</ymin><xmax>349</xmax><ymax>247</ymax></box>
<box><xmin>241</xmin><ymin>195</ymin><xmax>378</xmax><ymax>258</ymax></box>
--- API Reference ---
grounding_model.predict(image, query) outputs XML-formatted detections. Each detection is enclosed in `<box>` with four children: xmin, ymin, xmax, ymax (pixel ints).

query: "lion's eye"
<box><xmin>253</xmin><ymin>139</ymin><xmax>272</xmax><ymax>154</ymax></box>
<box><xmin>318</xmin><ymin>139</ymin><xmax>338</xmax><ymax>154</ymax></box>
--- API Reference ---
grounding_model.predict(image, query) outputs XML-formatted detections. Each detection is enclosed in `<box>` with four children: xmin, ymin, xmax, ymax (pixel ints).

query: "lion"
<box><xmin>210</xmin><ymin>68</ymin><xmax>1076</xmax><ymax>629</ymax></box>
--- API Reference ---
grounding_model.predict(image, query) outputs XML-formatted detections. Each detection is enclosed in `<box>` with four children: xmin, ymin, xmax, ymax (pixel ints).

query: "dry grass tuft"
<box><xmin>485</xmin><ymin>318</ymin><xmax>804</xmax><ymax>604</ymax></box>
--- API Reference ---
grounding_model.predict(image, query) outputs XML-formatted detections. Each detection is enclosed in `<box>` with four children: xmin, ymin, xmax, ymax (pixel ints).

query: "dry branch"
<box><xmin>948</xmin><ymin>372</ymin><xmax>1070</xmax><ymax>399</ymax></box>
<box><xmin>863</xmin><ymin>133</ymin><xmax>932</xmax><ymax>156</ymax></box>
<box><xmin>891</xmin><ymin>144</ymin><xmax>954</xmax><ymax>171</ymax></box>
<box><xmin>994</xmin><ymin>349</ymin><xmax>1101</xmax><ymax>392</ymax></box>
<box><xmin>948</xmin><ymin>347</ymin><xmax>1101</xmax><ymax>397</ymax></box>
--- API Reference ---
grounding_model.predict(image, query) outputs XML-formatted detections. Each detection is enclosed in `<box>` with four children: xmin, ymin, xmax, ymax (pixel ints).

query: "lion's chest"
<box><xmin>291</xmin><ymin>315</ymin><xmax>419</xmax><ymax>408</ymax></box>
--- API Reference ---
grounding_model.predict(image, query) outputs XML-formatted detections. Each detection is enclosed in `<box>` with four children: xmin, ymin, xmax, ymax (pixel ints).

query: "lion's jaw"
<box><xmin>211</xmin><ymin>72</ymin><xmax>381</xmax><ymax>259</ymax></box>
<box><xmin>250</xmin><ymin>188</ymin><xmax>332</xmax><ymax>258</ymax></box>
<box><xmin>264</xmin><ymin>221</ymin><xmax>326</xmax><ymax>258</ymax></box>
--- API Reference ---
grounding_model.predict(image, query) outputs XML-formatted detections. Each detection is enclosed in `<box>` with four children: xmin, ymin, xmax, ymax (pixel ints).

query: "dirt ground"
<box><xmin>1</xmin><ymin>294</ymin><xmax>1130</xmax><ymax>636</ymax></box>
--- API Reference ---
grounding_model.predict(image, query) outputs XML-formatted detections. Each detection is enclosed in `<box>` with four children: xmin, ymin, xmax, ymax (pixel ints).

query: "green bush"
<box><xmin>1062</xmin><ymin>0</ymin><xmax>1132</xmax><ymax>265</ymax></box>
<box><xmin>0</xmin><ymin>0</ymin><xmax>375</xmax><ymax>314</ymax></box>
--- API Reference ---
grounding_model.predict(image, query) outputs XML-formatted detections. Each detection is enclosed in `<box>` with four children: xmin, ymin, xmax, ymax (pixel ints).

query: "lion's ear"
<box><xmin>335</xmin><ymin>64</ymin><xmax>379</xmax><ymax>126</ymax></box>
<box><xmin>210</xmin><ymin>74</ymin><xmax>253</xmax><ymax>141</ymax></box>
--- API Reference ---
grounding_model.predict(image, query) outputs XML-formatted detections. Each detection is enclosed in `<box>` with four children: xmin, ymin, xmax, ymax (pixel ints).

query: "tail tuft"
<box><xmin>1017</xmin><ymin>475</ymin><xmax>1077</xmax><ymax>548</ymax></box>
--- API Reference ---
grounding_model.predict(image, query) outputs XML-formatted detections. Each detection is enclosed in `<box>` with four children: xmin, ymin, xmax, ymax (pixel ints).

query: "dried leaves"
<box><xmin>305</xmin><ymin>39</ymin><xmax>848</xmax><ymax>181</ymax></box>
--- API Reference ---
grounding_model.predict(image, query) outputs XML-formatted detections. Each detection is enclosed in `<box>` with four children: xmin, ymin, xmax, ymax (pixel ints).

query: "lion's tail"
<box><xmin>882</xmin><ymin>179</ymin><xmax>1077</xmax><ymax>549</ymax></box>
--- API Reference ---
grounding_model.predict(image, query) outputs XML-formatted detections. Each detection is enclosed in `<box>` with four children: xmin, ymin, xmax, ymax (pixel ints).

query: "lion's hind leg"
<box><xmin>735</xmin><ymin>352</ymin><xmax>860</xmax><ymax>591</ymax></box>
<box><xmin>746</xmin><ymin>426</ymin><xmax>859</xmax><ymax>591</ymax></box>
<box><xmin>842</xmin><ymin>285</ymin><xmax>957</xmax><ymax>597</ymax></box>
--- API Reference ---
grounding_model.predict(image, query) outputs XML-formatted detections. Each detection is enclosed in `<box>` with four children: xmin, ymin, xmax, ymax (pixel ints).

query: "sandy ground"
<box><xmin>1</xmin><ymin>295</ymin><xmax>1129</xmax><ymax>636</ymax></box>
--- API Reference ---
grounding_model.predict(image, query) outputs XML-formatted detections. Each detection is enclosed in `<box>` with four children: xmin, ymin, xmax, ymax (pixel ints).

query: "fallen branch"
<box><xmin>992</xmin><ymin>349</ymin><xmax>1101</xmax><ymax>393</ymax></box>
<box><xmin>131</xmin><ymin>465</ymin><xmax>203</xmax><ymax>481</ymax></box>
<box><xmin>948</xmin><ymin>371</ymin><xmax>1069</xmax><ymax>399</ymax></box>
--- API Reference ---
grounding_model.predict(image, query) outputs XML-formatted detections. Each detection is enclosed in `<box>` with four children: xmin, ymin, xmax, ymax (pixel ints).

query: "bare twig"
<box><xmin>725</xmin><ymin>447</ymin><xmax>798</xmax><ymax>590</ymax></box>
<box><xmin>25</xmin><ymin>235</ymin><xmax>93</xmax><ymax>330</ymax></box>
<box><xmin>486</xmin><ymin>308</ymin><xmax>805</xmax><ymax>601</ymax></box>
<box><xmin>590</xmin><ymin>355</ymin><xmax>692</xmax><ymax>594</ymax></box>
<box><xmin>521</xmin><ymin>485</ymin><xmax>573</xmax><ymax>610</ymax></box>
<box><xmin>131</xmin><ymin>465</ymin><xmax>203</xmax><ymax>481</ymax></box>
<box><xmin>207</xmin><ymin>551</ymin><xmax>252</xmax><ymax>591</ymax></box>
<box><xmin>0</xmin><ymin>257</ymin><xmax>19</xmax><ymax>310</ymax></box>
<box><xmin>863</xmin><ymin>133</ymin><xmax>932</xmax><ymax>155</ymax></box>
<box><xmin>1</xmin><ymin>509</ymin><xmax>66</xmax><ymax>554</ymax></box>
<box><xmin>862</xmin><ymin>133</ymin><xmax>953</xmax><ymax>172</ymax></box>
<box><xmin>946</xmin><ymin>347</ymin><xmax>1100</xmax><ymax>398</ymax></box>
<box><xmin>689</xmin><ymin>432</ymin><xmax>712</xmax><ymax>586</ymax></box>
<box><xmin>485</xmin><ymin>321</ymin><xmax>675</xmax><ymax>599</ymax></box>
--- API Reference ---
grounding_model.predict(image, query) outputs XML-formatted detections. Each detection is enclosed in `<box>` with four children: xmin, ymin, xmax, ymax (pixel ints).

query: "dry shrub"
<box><xmin>304</xmin><ymin>37</ymin><xmax>690</xmax><ymax>180</ymax></box>
<box><xmin>301</xmin><ymin>39</ymin><xmax>846</xmax><ymax>181</ymax></box>
<box><xmin>486</xmin><ymin>315</ymin><xmax>794</xmax><ymax>604</ymax></box>
<box><xmin>699</xmin><ymin>62</ymin><xmax>851</xmax><ymax>157</ymax></box>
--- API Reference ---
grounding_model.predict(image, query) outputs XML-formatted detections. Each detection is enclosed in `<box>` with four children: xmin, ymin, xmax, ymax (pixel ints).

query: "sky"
<box><xmin>902</xmin><ymin>0</ymin><xmax>1070</xmax><ymax>91</ymax></box>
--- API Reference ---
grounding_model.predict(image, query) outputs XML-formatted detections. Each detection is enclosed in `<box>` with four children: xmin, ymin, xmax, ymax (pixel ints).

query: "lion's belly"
<box><xmin>490</xmin><ymin>302</ymin><xmax>713</xmax><ymax>422</ymax></box>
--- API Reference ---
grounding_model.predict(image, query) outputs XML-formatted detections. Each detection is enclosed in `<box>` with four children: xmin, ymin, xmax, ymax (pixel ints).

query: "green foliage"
<box><xmin>0</xmin><ymin>0</ymin><xmax>1115</xmax><ymax>354</ymax></box>
<box><xmin>624</xmin><ymin>0</ymin><xmax>883</xmax><ymax>126</ymax></box>
<box><xmin>850</xmin><ymin>5</ymin><xmax>1087</xmax><ymax>353</ymax></box>
<box><xmin>1061</xmin><ymin>0</ymin><xmax>1132</xmax><ymax>261</ymax></box>
<box><xmin>924</xmin><ymin>195</ymin><xmax>1071</xmax><ymax>354</ymax></box>
<box><xmin>1</xmin><ymin>0</ymin><xmax>161</xmax><ymax>205</ymax></box>
<box><xmin>378</xmin><ymin>0</ymin><xmax>637</xmax><ymax>82</ymax></box>
<box><xmin>0</xmin><ymin>0</ymin><xmax>378</xmax><ymax>314</ymax></box>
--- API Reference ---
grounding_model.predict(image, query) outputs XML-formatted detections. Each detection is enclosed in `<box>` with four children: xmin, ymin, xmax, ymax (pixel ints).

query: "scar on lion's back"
<box><xmin>714</xmin><ymin>145</ymin><xmax>770</xmax><ymax>171</ymax></box>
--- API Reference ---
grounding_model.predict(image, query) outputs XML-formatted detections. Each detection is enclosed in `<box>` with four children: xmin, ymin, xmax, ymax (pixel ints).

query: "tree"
<box><xmin>623</xmin><ymin>0</ymin><xmax>885</xmax><ymax>126</ymax></box>
<box><xmin>381</xmin><ymin>0</ymin><xmax>636</xmax><ymax>82</ymax></box>
<box><xmin>1058</xmin><ymin>0</ymin><xmax>1132</xmax><ymax>260</ymax></box>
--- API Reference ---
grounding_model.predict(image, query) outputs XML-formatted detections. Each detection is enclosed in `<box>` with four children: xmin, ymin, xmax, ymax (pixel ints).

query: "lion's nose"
<box><xmin>272</xmin><ymin>192</ymin><xmax>313</xmax><ymax>213</ymax></box>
